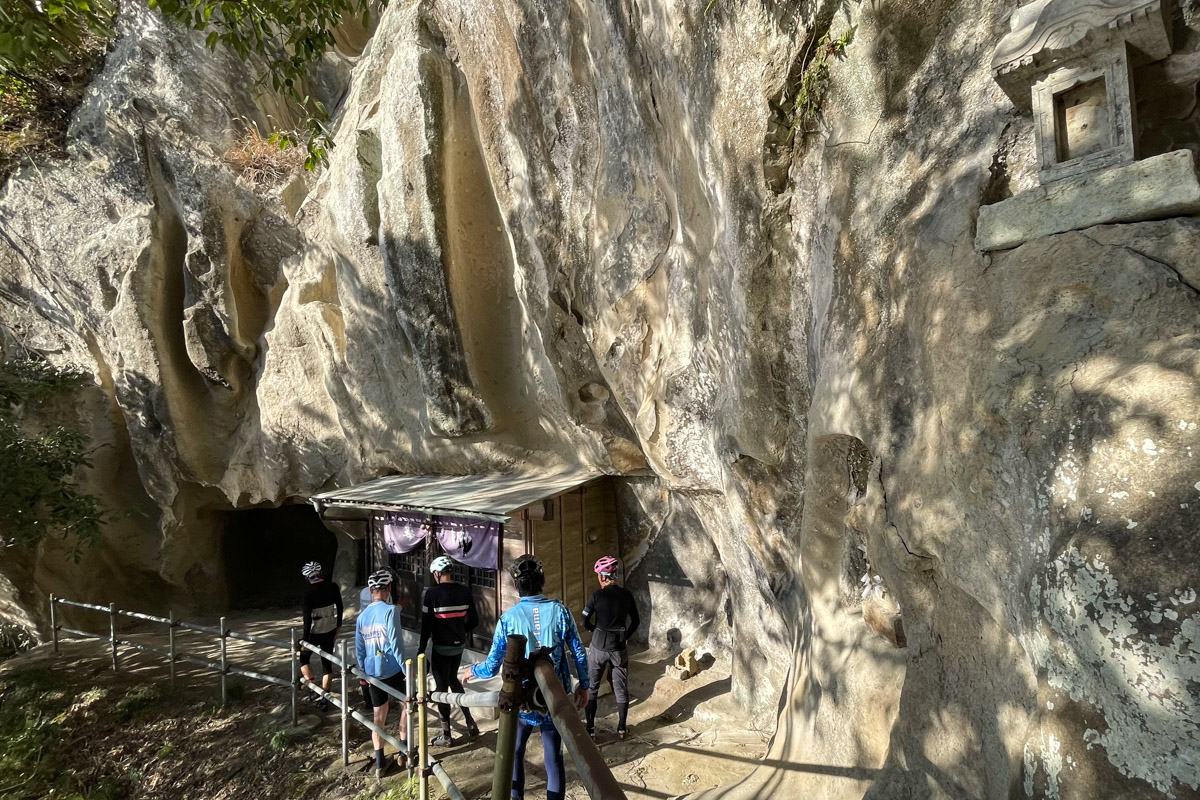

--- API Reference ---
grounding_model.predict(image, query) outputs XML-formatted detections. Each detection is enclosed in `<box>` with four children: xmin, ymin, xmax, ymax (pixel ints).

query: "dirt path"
<box><xmin>5</xmin><ymin>608</ymin><xmax>764</xmax><ymax>799</ymax></box>
<box><xmin>415</xmin><ymin>652</ymin><xmax>765</xmax><ymax>800</ymax></box>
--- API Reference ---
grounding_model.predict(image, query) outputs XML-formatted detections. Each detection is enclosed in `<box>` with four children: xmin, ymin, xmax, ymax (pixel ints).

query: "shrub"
<box><xmin>0</xmin><ymin>355</ymin><xmax>104</xmax><ymax>558</ymax></box>
<box><xmin>791</xmin><ymin>26</ymin><xmax>857</xmax><ymax>132</ymax></box>
<box><xmin>0</xmin><ymin>624</ymin><xmax>36</xmax><ymax>663</ymax></box>
<box><xmin>4</xmin><ymin>666</ymin><xmax>63</xmax><ymax>697</ymax></box>
<box><xmin>224</xmin><ymin>120</ymin><xmax>305</xmax><ymax>186</ymax></box>
<box><xmin>148</xmin><ymin>0</ymin><xmax>390</xmax><ymax>168</ymax></box>
<box><xmin>269</xmin><ymin>727</ymin><xmax>303</xmax><ymax>751</ymax></box>
<box><xmin>115</xmin><ymin>685</ymin><xmax>163</xmax><ymax>722</ymax></box>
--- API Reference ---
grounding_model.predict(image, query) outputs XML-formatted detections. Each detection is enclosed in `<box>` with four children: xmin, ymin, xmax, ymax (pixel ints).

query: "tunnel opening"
<box><xmin>221</xmin><ymin>503</ymin><xmax>338</xmax><ymax>611</ymax></box>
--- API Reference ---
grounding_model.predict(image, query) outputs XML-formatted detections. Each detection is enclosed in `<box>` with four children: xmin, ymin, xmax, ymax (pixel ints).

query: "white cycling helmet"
<box><xmin>301</xmin><ymin>561</ymin><xmax>322</xmax><ymax>580</ymax></box>
<box><xmin>367</xmin><ymin>569</ymin><xmax>394</xmax><ymax>590</ymax></box>
<box><xmin>429</xmin><ymin>555</ymin><xmax>454</xmax><ymax>574</ymax></box>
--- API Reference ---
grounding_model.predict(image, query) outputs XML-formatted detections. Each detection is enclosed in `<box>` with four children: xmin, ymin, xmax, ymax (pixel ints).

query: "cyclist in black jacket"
<box><xmin>581</xmin><ymin>556</ymin><xmax>639</xmax><ymax>740</ymax></box>
<box><xmin>419</xmin><ymin>555</ymin><xmax>481</xmax><ymax>745</ymax></box>
<box><xmin>300</xmin><ymin>561</ymin><xmax>343</xmax><ymax>712</ymax></box>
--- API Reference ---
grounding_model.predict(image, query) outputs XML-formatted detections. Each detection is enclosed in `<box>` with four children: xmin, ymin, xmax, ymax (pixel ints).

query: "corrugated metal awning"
<box><xmin>309</xmin><ymin>466</ymin><xmax>600</xmax><ymax>522</ymax></box>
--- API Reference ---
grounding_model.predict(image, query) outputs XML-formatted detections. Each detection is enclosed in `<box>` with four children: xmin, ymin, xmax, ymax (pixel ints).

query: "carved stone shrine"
<box><xmin>977</xmin><ymin>0</ymin><xmax>1200</xmax><ymax>250</ymax></box>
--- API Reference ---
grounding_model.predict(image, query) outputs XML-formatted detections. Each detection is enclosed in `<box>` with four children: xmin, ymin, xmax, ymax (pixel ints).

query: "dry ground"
<box><xmin>0</xmin><ymin>610</ymin><xmax>765</xmax><ymax>800</ymax></box>
<box><xmin>383</xmin><ymin>650</ymin><xmax>765</xmax><ymax>800</ymax></box>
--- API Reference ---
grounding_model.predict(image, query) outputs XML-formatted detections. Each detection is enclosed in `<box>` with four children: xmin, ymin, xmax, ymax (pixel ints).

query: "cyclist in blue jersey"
<box><xmin>462</xmin><ymin>555</ymin><xmax>588</xmax><ymax>800</ymax></box>
<box><xmin>356</xmin><ymin>570</ymin><xmax>409</xmax><ymax>778</ymax></box>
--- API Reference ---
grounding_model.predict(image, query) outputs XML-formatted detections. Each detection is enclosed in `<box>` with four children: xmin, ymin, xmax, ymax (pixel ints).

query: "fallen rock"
<box><xmin>671</xmin><ymin>647</ymin><xmax>715</xmax><ymax>681</ymax></box>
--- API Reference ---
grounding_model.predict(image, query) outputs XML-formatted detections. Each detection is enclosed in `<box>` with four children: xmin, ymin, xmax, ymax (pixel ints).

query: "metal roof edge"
<box><xmin>309</xmin><ymin>467</ymin><xmax>604</xmax><ymax>521</ymax></box>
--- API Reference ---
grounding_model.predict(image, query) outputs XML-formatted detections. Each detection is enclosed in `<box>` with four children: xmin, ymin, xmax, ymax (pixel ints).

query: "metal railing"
<box><xmin>50</xmin><ymin>595</ymin><xmax>300</xmax><ymax>716</ymax></box>
<box><xmin>48</xmin><ymin>595</ymin><xmax>628</xmax><ymax>800</ymax></box>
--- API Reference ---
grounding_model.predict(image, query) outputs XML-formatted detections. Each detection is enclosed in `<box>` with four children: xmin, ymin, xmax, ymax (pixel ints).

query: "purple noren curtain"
<box><xmin>434</xmin><ymin>516</ymin><xmax>500</xmax><ymax>570</ymax></box>
<box><xmin>383</xmin><ymin>512</ymin><xmax>430</xmax><ymax>554</ymax></box>
<box><xmin>383</xmin><ymin>511</ymin><xmax>499</xmax><ymax>571</ymax></box>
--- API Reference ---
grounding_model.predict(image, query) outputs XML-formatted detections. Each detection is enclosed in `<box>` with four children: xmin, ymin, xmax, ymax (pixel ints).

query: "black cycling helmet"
<box><xmin>510</xmin><ymin>554</ymin><xmax>544</xmax><ymax>581</ymax></box>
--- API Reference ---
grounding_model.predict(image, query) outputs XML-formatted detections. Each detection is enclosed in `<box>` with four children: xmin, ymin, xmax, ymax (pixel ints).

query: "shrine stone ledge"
<box><xmin>975</xmin><ymin>148</ymin><xmax>1200</xmax><ymax>251</ymax></box>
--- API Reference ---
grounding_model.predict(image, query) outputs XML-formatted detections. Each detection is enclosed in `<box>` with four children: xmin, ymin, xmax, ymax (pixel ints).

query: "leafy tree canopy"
<box><xmin>0</xmin><ymin>2</ymin><xmax>110</xmax><ymax>180</ymax></box>
<box><xmin>0</xmin><ymin>356</ymin><xmax>103</xmax><ymax>559</ymax></box>
<box><xmin>0</xmin><ymin>0</ymin><xmax>387</xmax><ymax>169</ymax></box>
<box><xmin>0</xmin><ymin>0</ymin><xmax>115</xmax><ymax>82</ymax></box>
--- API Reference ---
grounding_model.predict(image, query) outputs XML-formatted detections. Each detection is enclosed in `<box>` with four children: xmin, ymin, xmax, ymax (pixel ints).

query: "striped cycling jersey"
<box><xmin>435</xmin><ymin>602</ymin><xmax>468</xmax><ymax>619</ymax></box>
<box><xmin>419</xmin><ymin>581</ymin><xmax>479</xmax><ymax>656</ymax></box>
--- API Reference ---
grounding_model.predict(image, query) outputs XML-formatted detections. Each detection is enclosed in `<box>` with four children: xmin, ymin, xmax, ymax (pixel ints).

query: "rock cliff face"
<box><xmin>2</xmin><ymin>0</ymin><xmax>1199</xmax><ymax>797</ymax></box>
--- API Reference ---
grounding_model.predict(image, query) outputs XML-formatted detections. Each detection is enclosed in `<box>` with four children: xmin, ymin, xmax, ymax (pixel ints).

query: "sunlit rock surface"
<box><xmin>2</xmin><ymin>0</ymin><xmax>1199</xmax><ymax>796</ymax></box>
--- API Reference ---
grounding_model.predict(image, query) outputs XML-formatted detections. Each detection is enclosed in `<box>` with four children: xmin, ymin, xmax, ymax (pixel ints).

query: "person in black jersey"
<box><xmin>419</xmin><ymin>555</ymin><xmax>481</xmax><ymax>745</ymax></box>
<box><xmin>299</xmin><ymin>561</ymin><xmax>343</xmax><ymax>712</ymax></box>
<box><xmin>581</xmin><ymin>556</ymin><xmax>640</xmax><ymax>740</ymax></box>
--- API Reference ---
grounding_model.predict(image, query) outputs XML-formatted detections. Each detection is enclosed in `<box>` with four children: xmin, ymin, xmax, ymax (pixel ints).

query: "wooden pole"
<box><xmin>418</xmin><ymin>653</ymin><xmax>429</xmax><ymax>800</ymax></box>
<box><xmin>533</xmin><ymin>659</ymin><xmax>628</xmax><ymax>800</ymax></box>
<box><xmin>491</xmin><ymin>634</ymin><xmax>527</xmax><ymax>800</ymax></box>
<box><xmin>406</xmin><ymin>659</ymin><xmax>415</xmax><ymax>779</ymax></box>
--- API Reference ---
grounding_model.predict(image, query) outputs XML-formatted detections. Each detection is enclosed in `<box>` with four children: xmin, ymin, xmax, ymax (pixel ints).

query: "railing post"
<box><xmin>49</xmin><ymin>594</ymin><xmax>58</xmax><ymax>654</ymax></box>
<box><xmin>418</xmin><ymin>653</ymin><xmax>429</xmax><ymax>800</ymax></box>
<box><xmin>406</xmin><ymin>659</ymin><xmax>415</xmax><ymax>779</ymax></box>
<box><xmin>168</xmin><ymin>610</ymin><xmax>177</xmax><ymax>690</ymax></box>
<box><xmin>340</xmin><ymin>639</ymin><xmax>350</xmax><ymax>766</ymax></box>
<box><xmin>219</xmin><ymin>616</ymin><xmax>228</xmax><ymax>706</ymax></box>
<box><xmin>109</xmin><ymin>602</ymin><xmax>119</xmax><ymax>671</ymax></box>
<box><xmin>492</xmin><ymin>634</ymin><xmax>527</xmax><ymax>800</ymax></box>
<box><xmin>290</xmin><ymin>628</ymin><xmax>299</xmax><ymax>727</ymax></box>
<box><xmin>532</xmin><ymin>658</ymin><xmax>628</xmax><ymax>800</ymax></box>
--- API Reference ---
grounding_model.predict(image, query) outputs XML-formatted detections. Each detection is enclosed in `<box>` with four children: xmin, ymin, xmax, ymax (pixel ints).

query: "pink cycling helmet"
<box><xmin>594</xmin><ymin>556</ymin><xmax>620</xmax><ymax>576</ymax></box>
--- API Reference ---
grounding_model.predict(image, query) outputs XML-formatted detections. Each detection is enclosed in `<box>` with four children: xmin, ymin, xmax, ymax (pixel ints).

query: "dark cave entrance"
<box><xmin>222</xmin><ymin>503</ymin><xmax>338</xmax><ymax>610</ymax></box>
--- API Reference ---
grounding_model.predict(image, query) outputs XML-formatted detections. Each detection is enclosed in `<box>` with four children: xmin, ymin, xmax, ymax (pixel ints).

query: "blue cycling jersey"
<box><xmin>355</xmin><ymin>600</ymin><xmax>405</xmax><ymax>680</ymax></box>
<box><xmin>470</xmin><ymin>595</ymin><xmax>588</xmax><ymax>725</ymax></box>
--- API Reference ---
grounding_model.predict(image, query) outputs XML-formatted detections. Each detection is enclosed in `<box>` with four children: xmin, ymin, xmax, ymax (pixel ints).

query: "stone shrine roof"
<box><xmin>992</xmin><ymin>0</ymin><xmax>1171</xmax><ymax>104</ymax></box>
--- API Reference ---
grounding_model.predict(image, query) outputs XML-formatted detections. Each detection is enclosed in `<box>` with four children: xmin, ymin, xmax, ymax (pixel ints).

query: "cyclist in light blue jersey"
<box><xmin>462</xmin><ymin>555</ymin><xmax>588</xmax><ymax>800</ymax></box>
<box><xmin>355</xmin><ymin>570</ymin><xmax>408</xmax><ymax>778</ymax></box>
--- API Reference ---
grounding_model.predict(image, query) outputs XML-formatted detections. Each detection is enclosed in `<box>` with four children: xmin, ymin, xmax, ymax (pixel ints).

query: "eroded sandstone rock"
<box><xmin>1</xmin><ymin>0</ymin><xmax>1198</xmax><ymax>796</ymax></box>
